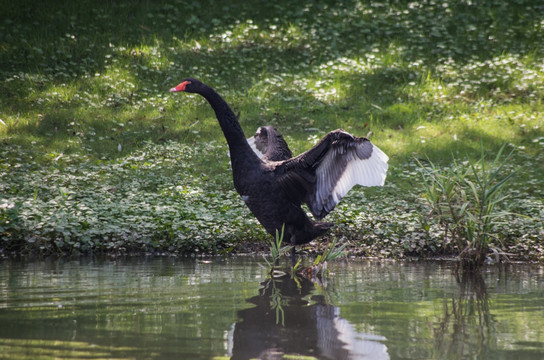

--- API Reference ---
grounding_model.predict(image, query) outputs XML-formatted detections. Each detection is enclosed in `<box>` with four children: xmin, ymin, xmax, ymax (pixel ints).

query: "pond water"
<box><xmin>0</xmin><ymin>257</ymin><xmax>543</xmax><ymax>360</ymax></box>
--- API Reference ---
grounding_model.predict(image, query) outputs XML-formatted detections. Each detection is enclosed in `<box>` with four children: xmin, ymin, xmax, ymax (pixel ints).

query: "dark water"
<box><xmin>0</xmin><ymin>257</ymin><xmax>543</xmax><ymax>360</ymax></box>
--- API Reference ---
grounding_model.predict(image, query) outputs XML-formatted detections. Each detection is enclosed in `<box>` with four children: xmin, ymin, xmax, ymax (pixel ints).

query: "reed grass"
<box><xmin>417</xmin><ymin>145</ymin><xmax>518</xmax><ymax>268</ymax></box>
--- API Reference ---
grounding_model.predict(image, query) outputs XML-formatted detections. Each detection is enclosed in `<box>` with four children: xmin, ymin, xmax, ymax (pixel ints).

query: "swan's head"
<box><xmin>169</xmin><ymin>78</ymin><xmax>202</xmax><ymax>93</ymax></box>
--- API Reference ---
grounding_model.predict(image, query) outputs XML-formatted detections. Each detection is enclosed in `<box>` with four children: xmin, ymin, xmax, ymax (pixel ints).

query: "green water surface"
<box><xmin>0</xmin><ymin>257</ymin><xmax>543</xmax><ymax>359</ymax></box>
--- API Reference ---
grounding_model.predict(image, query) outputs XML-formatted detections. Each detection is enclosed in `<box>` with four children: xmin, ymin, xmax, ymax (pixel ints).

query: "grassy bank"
<box><xmin>1</xmin><ymin>0</ymin><xmax>543</xmax><ymax>260</ymax></box>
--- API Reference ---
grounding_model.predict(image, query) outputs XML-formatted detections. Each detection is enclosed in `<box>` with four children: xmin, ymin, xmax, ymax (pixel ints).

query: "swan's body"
<box><xmin>170</xmin><ymin>78</ymin><xmax>388</xmax><ymax>246</ymax></box>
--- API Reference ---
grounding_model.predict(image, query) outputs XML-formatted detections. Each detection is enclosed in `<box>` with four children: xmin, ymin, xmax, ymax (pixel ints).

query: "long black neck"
<box><xmin>199</xmin><ymin>84</ymin><xmax>260</xmax><ymax>166</ymax></box>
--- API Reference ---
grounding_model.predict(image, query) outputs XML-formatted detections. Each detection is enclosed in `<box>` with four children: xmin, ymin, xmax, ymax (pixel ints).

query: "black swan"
<box><xmin>170</xmin><ymin>78</ymin><xmax>389</xmax><ymax>248</ymax></box>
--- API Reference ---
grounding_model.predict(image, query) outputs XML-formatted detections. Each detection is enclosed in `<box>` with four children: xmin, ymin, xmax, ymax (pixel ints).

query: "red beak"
<box><xmin>169</xmin><ymin>80</ymin><xmax>191</xmax><ymax>92</ymax></box>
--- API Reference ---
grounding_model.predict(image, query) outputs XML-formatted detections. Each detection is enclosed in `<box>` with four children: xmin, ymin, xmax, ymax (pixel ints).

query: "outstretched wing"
<box><xmin>278</xmin><ymin>130</ymin><xmax>389</xmax><ymax>220</ymax></box>
<box><xmin>311</xmin><ymin>135</ymin><xmax>388</xmax><ymax>219</ymax></box>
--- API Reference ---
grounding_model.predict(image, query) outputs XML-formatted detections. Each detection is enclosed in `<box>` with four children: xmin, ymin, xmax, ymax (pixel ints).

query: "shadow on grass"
<box><xmin>1</xmin><ymin>0</ymin><xmax>543</xmax><ymax>162</ymax></box>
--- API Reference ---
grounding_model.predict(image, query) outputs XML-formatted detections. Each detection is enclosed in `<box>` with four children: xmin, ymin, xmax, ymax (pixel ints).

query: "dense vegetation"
<box><xmin>1</xmin><ymin>0</ymin><xmax>543</xmax><ymax>261</ymax></box>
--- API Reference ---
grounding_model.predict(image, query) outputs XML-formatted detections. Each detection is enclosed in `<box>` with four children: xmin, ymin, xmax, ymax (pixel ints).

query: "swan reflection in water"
<box><xmin>228</xmin><ymin>273</ymin><xmax>389</xmax><ymax>360</ymax></box>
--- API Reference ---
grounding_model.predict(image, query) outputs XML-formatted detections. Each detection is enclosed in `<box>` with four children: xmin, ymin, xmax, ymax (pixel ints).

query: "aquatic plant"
<box><xmin>298</xmin><ymin>238</ymin><xmax>348</xmax><ymax>278</ymax></box>
<box><xmin>318</xmin><ymin>237</ymin><xmax>347</xmax><ymax>263</ymax></box>
<box><xmin>262</xmin><ymin>224</ymin><xmax>292</xmax><ymax>268</ymax></box>
<box><xmin>261</xmin><ymin>223</ymin><xmax>346</xmax><ymax>279</ymax></box>
<box><xmin>417</xmin><ymin>145</ymin><xmax>518</xmax><ymax>268</ymax></box>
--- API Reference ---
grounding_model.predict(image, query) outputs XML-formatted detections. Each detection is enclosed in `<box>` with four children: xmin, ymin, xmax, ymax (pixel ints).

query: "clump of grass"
<box><xmin>263</xmin><ymin>224</ymin><xmax>292</xmax><ymax>268</ymax></box>
<box><xmin>301</xmin><ymin>238</ymin><xmax>347</xmax><ymax>278</ymax></box>
<box><xmin>313</xmin><ymin>237</ymin><xmax>347</xmax><ymax>265</ymax></box>
<box><xmin>262</xmin><ymin>224</ymin><xmax>346</xmax><ymax>278</ymax></box>
<box><xmin>417</xmin><ymin>145</ymin><xmax>517</xmax><ymax>269</ymax></box>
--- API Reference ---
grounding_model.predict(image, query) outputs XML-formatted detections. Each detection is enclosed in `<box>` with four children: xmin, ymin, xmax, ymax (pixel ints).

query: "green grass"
<box><xmin>417</xmin><ymin>145</ymin><xmax>519</xmax><ymax>268</ymax></box>
<box><xmin>1</xmin><ymin>0</ymin><xmax>543</xmax><ymax>259</ymax></box>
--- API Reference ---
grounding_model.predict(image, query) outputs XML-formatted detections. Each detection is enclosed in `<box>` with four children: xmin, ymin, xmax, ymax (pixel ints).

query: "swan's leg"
<box><xmin>290</xmin><ymin>246</ymin><xmax>297</xmax><ymax>265</ymax></box>
<box><xmin>289</xmin><ymin>233</ymin><xmax>299</xmax><ymax>265</ymax></box>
